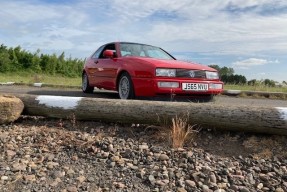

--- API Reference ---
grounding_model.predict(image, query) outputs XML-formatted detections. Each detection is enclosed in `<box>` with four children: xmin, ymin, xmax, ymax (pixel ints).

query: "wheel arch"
<box><xmin>82</xmin><ymin>69</ymin><xmax>91</xmax><ymax>83</ymax></box>
<box><xmin>81</xmin><ymin>69</ymin><xmax>94</xmax><ymax>93</ymax></box>
<box><xmin>116</xmin><ymin>70</ymin><xmax>130</xmax><ymax>90</ymax></box>
<box><xmin>116</xmin><ymin>69</ymin><xmax>137</xmax><ymax>96</ymax></box>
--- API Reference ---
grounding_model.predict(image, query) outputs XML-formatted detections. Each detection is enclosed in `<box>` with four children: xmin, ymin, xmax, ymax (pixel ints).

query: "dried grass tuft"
<box><xmin>243</xmin><ymin>135</ymin><xmax>287</xmax><ymax>159</ymax></box>
<box><xmin>170</xmin><ymin>115</ymin><xmax>198</xmax><ymax>148</ymax></box>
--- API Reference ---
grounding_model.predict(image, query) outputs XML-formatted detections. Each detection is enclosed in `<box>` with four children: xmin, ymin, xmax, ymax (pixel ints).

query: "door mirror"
<box><xmin>103</xmin><ymin>50</ymin><xmax>115</xmax><ymax>58</ymax></box>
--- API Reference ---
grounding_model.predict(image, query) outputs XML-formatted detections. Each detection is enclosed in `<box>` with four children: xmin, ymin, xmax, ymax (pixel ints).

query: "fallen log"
<box><xmin>0</xmin><ymin>95</ymin><xmax>24</xmax><ymax>124</ymax></box>
<box><xmin>16</xmin><ymin>94</ymin><xmax>287</xmax><ymax>135</ymax></box>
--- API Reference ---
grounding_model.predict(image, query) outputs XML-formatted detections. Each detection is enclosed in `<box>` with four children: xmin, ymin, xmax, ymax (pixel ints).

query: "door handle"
<box><xmin>94</xmin><ymin>60</ymin><xmax>99</xmax><ymax>64</ymax></box>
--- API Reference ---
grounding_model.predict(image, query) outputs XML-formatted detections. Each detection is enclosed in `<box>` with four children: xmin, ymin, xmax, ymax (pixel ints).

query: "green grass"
<box><xmin>0</xmin><ymin>72</ymin><xmax>81</xmax><ymax>86</ymax></box>
<box><xmin>224</xmin><ymin>84</ymin><xmax>287</xmax><ymax>93</ymax></box>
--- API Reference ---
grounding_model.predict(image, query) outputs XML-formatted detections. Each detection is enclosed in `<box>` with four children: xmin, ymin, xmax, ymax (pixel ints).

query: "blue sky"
<box><xmin>0</xmin><ymin>0</ymin><xmax>286</xmax><ymax>82</ymax></box>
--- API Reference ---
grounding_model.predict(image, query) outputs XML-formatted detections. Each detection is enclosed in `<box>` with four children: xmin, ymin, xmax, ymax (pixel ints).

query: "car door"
<box><xmin>86</xmin><ymin>45</ymin><xmax>105</xmax><ymax>87</ymax></box>
<box><xmin>92</xmin><ymin>43</ymin><xmax>118</xmax><ymax>90</ymax></box>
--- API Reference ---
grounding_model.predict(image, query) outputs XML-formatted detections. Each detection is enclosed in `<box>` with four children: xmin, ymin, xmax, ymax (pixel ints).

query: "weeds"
<box><xmin>170</xmin><ymin>115</ymin><xmax>199</xmax><ymax>148</ymax></box>
<box><xmin>32</xmin><ymin>74</ymin><xmax>43</xmax><ymax>83</ymax></box>
<box><xmin>243</xmin><ymin>135</ymin><xmax>287</xmax><ymax>159</ymax></box>
<box><xmin>155</xmin><ymin>113</ymin><xmax>200</xmax><ymax>148</ymax></box>
<box><xmin>66</xmin><ymin>113</ymin><xmax>77</xmax><ymax>130</ymax></box>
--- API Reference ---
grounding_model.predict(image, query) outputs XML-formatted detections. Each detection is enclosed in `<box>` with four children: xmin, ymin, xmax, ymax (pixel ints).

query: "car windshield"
<box><xmin>119</xmin><ymin>43</ymin><xmax>175</xmax><ymax>60</ymax></box>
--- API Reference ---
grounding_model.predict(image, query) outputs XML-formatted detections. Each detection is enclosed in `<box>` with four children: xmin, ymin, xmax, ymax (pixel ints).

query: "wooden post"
<box><xmin>15</xmin><ymin>94</ymin><xmax>287</xmax><ymax>135</ymax></box>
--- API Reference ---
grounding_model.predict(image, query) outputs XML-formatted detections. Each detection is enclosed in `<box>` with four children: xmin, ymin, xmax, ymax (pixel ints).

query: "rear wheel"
<box><xmin>82</xmin><ymin>72</ymin><xmax>94</xmax><ymax>93</ymax></box>
<box><xmin>118</xmin><ymin>72</ymin><xmax>135</xmax><ymax>99</ymax></box>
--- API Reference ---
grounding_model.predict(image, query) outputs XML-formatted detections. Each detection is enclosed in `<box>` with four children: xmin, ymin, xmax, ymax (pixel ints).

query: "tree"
<box><xmin>208</xmin><ymin>64</ymin><xmax>220</xmax><ymax>71</ymax></box>
<box><xmin>221</xmin><ymin>74</ymin><xmax>247</xmax><ymax>85</ymax></box>
<box><xmin>263</xmin><ymin>79</ymin><xmax>275</xmax><ymax>87</ymax></box>
<box><xmin>0</xmin><ymin>44</ymin><xmax>12</xmax><ymax>72</ymax></box>
<box><xmin>208</xmin><ymin>65</ymin><xmax>247</xmax><ymax>84</ymax></box>
<box><xmin>220</xmin><ymin>66</ymin><xmax>234</xmax><ymax>76</ymax></box>
<box><xmin>8</xmin><ymin>48</ymin><xmax>19</xmax><ymax>71</ymax></box>
<box><xmin>31</xmin><ymin>50</ymin><xmax>42</xmax><ymax>72</ymax></box>
<box><xmin>56</xmin><ymin>52</ymin><xmax>65</xmax><ymax>74</ymax></box>
<box><xmin>47</xmin><ymin>53</ymin><xmax>57</xmax><ymax>75</ymax></box>
<box><xmin>0</xmin><ymin>52</ymin><xmax>11</xmax><ymax>72</ymax></box>
<box><xmin>248</xmin><ymin>79</ymin><xmax>257</xmax><ymax>86</ymax></box>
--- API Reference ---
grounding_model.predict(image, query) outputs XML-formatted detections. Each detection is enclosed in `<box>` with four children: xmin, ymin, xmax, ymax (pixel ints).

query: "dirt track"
<box><xmin>0</xmin><ymin>85</ymin><xmax>287</xmax><ymax>108</ymax></box>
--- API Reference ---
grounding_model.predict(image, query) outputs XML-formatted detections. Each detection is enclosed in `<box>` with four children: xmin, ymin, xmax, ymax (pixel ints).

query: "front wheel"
<box><xmin>118</xmin><ymin>73</ymin><xmax>135</xmax><ymax>99</ymax></box>
<box><xmin>82</xmin><ymin>72</ymin><xmax>94</xmax><ymax>93</ymax></box>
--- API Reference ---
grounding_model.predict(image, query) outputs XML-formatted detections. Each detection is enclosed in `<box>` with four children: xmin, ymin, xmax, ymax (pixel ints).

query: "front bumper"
<box><xmin>132</xmin><ymin>77</ymin><xmax>224</xmax><ymax>97</ymax></box>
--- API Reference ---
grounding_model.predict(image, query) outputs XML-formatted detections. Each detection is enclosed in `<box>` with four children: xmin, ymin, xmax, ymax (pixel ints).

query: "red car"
<box><xmin>82</xmin><ymin>42</ymin><xmax>223</xmax><ymax>101</ymax></box>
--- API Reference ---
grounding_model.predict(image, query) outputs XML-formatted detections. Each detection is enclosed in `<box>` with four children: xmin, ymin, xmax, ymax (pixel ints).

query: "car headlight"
<box><xmin>206</xmin><ymin>71</ymin><xmax>219</xmax><ymax>79</ymax></box>
<box><xmin>156</xmin><ymin>68</ymin><xmax>176</xmax><ymax>77</ymax></box>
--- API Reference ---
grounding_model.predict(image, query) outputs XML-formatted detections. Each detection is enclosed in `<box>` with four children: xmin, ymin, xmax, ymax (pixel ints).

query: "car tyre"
<box><xmin>118</xmin><ymin>72</ymin><xmax>135</xmax><ymax>99</ymax></box>
<box><xmin>82</xmin><ymin>72</ymin><xmax>94</xmax><ymax>93</ymax></box>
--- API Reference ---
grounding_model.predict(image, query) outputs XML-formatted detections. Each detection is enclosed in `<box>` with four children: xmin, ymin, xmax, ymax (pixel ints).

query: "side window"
<box><xmin>92</xmin><ymin>45</ymin><xmax>105</xmax><ymax>59</ymax></box>
<box><xmin>99</xmin><ymin>44</ymin><xmax>116</xmax><ymax>59</ymax></box>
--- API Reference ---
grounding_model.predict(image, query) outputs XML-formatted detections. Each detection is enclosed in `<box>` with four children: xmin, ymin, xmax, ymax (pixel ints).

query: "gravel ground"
<box><xmin>1</xmin><ymin>116</ymin><xmax>287</xmax><ymax>192</ymax></box>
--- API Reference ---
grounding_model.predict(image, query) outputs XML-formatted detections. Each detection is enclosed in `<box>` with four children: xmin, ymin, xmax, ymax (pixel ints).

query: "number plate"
<box><xmin>182</xmin><ymin>83</ymin><xmax>208</xmax><ymax>91</ymax></box>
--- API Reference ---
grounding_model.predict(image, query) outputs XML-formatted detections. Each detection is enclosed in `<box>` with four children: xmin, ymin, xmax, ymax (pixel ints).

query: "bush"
<box><xmin>0</xmin><ymin>44</ymin><xmax>84</xmax><ymax>77</ymax></box>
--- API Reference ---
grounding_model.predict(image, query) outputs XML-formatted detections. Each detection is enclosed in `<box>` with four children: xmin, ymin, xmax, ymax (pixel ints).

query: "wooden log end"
<box><xmin>0</xmin><ymin>95</ymin><xmax>24</xmax><ymax>124</ymax></box>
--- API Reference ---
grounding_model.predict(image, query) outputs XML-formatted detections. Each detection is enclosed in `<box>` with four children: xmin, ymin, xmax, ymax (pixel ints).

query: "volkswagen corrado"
<box><xmin>82</xmin><ymin>42</ymin><xmax>223</xmax><ymax>101</ymax></box>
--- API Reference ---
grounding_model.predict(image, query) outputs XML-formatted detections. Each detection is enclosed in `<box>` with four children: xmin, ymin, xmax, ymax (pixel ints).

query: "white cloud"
<box><xmin>0</xmin><ymin>0</ymin><xmax>287</xmax><ymax>82</ymax></box>
<box><xmin>79</xmin><ymin>0</ymin><xmax>287</xmax><ymax>57</ymax></box>
<box><xmin>1</xmin><ymin>0</ymin><xmax>287</xmax><ymax>56</ymax></box>
<box><xmin>0</xmin><ymin>2</ymin><xmax>60</xmax><ymax>23</ymax></box>
<box><xmin>232</xmin><ymin>58</ymin><xmax>279</xmax><ymax>69</ymax></box>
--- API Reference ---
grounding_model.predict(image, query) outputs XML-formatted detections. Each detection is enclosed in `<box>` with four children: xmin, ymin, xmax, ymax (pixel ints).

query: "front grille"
<box><xmin>176</xmin><ymin>69</ymin><xmax>206</xmax><ymax>79</ymax></box>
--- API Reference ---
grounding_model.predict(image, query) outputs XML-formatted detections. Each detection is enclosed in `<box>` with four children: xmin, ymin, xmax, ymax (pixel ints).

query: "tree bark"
<box><xmin>0</xmin><ymin>95</ymin><xmax>24</xmax><ymax>124</ymax></box>
<box><xmin>15</xmin><ymin>94</ymin><xmax>287</xmax><ymax>135</ymax></box>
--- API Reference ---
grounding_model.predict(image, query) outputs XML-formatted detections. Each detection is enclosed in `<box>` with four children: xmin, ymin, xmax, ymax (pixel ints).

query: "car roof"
<box><xmin>107</xmin><ymin>42</ymin><xmax>159</xmax><ymax>48</ymax></box>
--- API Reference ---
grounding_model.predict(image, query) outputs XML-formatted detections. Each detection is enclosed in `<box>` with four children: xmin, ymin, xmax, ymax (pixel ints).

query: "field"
<box><xmin>0</xmin><ymin>72</ymin><xmax>81</xmax><ymax>86</ymax></box>
<box><xmin>1</xmin><ymin>72</ymin><xmax>287</xmax><ymax>92</ymax></box>
<box><xmin>224</xmin><ymin>84</ymin><xmax>287</xmax><ymax>93</ymax></box>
